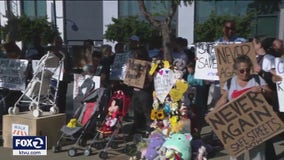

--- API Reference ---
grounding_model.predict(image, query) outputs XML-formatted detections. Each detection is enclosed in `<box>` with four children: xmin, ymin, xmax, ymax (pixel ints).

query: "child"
<box><xmin>186</xmin><ymin>60</ymin><xmax>208</xmax><ymax>129</ymax></box>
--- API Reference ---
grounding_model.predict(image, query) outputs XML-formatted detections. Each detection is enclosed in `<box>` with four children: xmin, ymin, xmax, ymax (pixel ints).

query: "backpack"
<box><xmin>226</xmin><ymin>74</ymin><xmax>260</xmax><ymax>90</ymax></box>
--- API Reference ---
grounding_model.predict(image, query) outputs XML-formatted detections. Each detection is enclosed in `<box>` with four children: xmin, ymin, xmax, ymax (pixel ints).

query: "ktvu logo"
<box><xmin>13</xmin><ymin>136</ymin><xmax>47</xmax><ymax>155</ymax></box>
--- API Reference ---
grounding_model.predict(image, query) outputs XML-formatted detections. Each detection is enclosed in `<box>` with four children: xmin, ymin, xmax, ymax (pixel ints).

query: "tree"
<box><xmin>137</xmin><ymin>0</ymin><xmax>193</xmax><ymax>62</ymax></box>
<box><xmin>2</xmin><ymin>15</ymin><xmax>59</xmax><ymax>45</ymax></box>
<box><xmin>194</xmin><ymin>12</ymin><xmax>254</xmax><ymax>42</ymax></box>
<box><xmin>104</xmin><ymin>16</ymin><xmax>161</xmax><ymax>45</ymax></box>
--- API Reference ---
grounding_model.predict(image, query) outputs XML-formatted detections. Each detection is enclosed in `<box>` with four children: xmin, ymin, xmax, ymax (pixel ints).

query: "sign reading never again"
<box><xmin>205</xmin><ymin>91</ymin><xmax>284</xmax><ymax>157</ymax></box>
<box><xmin>214</xmin><ymin>42</ymin><xmax>257</xmax><ymax>92</ymax></box>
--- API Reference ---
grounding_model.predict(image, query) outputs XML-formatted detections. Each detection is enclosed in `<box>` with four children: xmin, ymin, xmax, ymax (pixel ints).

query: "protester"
<box><xmin>215</xmin><ymin>20</ymin><xmax>247</xmax><ymax>43</ymax></box>
<box><xmin>172</xmin><ymin>37</ymin><xmax>189</xmax><ymax>78</ymax></box>
<box><xmin>129</xmin><ymin>46</ymin><xmax>153</xmax><ymax>135</ymax></box>
<box><xmin>185</xmin><ymin>60</ymin><xmax>208</xmax><ymax>133</ymax></box>
<box><xmin>208</xmin><ymin>20</ymin><xmax>247</xmax><ymax>110</ymax></box>
<box><xmin>214</xmin><ymin>55</ymin><xmax>272</xmax><ymax>160</ymax></box>
<box><xmin>80</xmin><ymin>39</ymin><xmax>94</xmax><ymax>67</ymax></box>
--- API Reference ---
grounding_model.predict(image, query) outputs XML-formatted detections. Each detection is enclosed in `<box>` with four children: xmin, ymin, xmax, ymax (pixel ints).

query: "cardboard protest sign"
<box><xmin>110</xmin><ymin>52</ymin><xmax>130</xmax><ymax>80</ymax></box>
<box><xmin>0</xmin><ymin>58</ymin><xmax>28</xmax><ymax>90</ymax></box>
<box><xmin>123</xmin><ymin>58</ymin><xmax>150</xmax><ymax>89</ymax></box>
<box><xmin>195</xmin><ymin>42</ymin><xmax>219</xmax><ymax>80</ymax></box>
<box><xmin>275</xmin><ymin>57</ymin><xmax>284</xmax><ymax>112</ymax></box>
<box><xmin>154</xmin><ymin>68</ymin><xmax>177</xmax><ymax>102</ymax></box>
<box><xmin>205</xmin><ymin>91</ymin><xmax>284</xmax><ymax>157</ymax></box>
<box><xmin>215</xmin><ymin>42</ymin><xmax>257</xmax><ymax>92</ymax></box>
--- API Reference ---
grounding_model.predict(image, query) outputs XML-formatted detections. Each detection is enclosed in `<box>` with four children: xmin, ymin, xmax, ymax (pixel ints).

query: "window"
<box><xmin>21</xmin><ymin>0</ymin><xmax>46</xmax><ymax>18</ymax></box>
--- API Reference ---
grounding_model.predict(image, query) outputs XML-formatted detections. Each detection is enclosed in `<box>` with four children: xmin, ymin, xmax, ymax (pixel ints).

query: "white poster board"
<box><xmin>275</xmin><ymin>57</ymin><xmax>284</xmax><ymax>112</ymax></box>
<box><xmin>0</xmin><ymin>58</ymin><xmax>28</xmax><ymax>91</ymax></box>
<box><xmin>194</xmin><ymin>42</ymin><xmax>219</xmax><ymax>80</ymax></box>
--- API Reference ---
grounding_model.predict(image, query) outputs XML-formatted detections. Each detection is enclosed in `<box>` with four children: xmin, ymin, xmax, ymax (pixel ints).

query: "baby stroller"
<box><xmin>53</xmin><ymin>87</ymin><xmax>110</xmax><ymax>155</ymax></box>
<box><xmin>83</xmin><ymin>90</ymin><xmax>131</xmax><ymax>159</ymax></box>
<box><xmin>8</xmin><ymin>51</ymin><xmax>64</xmax><ymax>117</ymax></box>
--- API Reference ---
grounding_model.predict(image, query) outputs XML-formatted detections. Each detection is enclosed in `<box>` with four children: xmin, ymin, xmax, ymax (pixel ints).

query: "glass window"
<box><xmin>22</xmin><ymin>0</ymin><xmax>46</xmax><ymax>18</ymax></box>
<box><xmin>195</xmin><ymin>0</ymin><xmax>279</xmax><ymax>38</ymax></box>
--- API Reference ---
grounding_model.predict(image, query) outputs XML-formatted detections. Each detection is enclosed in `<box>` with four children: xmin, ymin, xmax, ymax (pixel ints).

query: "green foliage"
<box><xmin>194</xmin><ymin>12</ymin><xmax>254</xmax><ymax>42</ymax></box>
<box><xmin>104</xmin><ymin>16</ymin><xmax>161</xmax><ymax>44</ymax></box>
<box><xmin>2</xmin><ymin>15</ymin><xmax>59</xmax><ymax>45</ymax></box>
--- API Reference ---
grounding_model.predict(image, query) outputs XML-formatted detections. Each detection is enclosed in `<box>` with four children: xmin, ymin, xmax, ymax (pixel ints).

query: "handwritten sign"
<box><xmin>215</xmin><ymin>42</ymin><xmax>257</xmax><ymax>92</ymax></box>
<box><xmin>154</xmin><ymin>68</ymin><xmax>177</xmax><ymax>102</ymax></box>
<box><xmin>0</xmin><ymin>58</ymin><xmax>28</xmax><ymax>91</ymax></box>
<box><xmin>275</xmin><ymin>57</ymin><xmax>284</xmax><ymax>112</ymax></box>
<box><xmin>123</xmin><ymin>58</ymin><xmax>150</xmax><ymax>89</ymax></box>
<box><xmin>195</xmin><ymin>42</ymin><xmax>219</xmax><ymax>80</ymax></box>
<box><xmin>110</xmin><ymin>52</ymin><xmax>130</xmax><ymax>80</ymax></box>
<box><xmin>205</xmin><ymin>91</ymin><xmax>284</xmax><ymax>157</ymax></box>
<box><xmin>12</xmin><ymin>124</ymin><xmax>29</xmax><ymax>136</ymax></box>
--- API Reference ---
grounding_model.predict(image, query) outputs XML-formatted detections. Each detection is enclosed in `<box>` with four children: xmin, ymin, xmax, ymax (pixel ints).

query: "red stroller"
<box><xmin>83</xmin><ymin>90</ymin><xmax>131</xmax><ymax>159</ymax></box>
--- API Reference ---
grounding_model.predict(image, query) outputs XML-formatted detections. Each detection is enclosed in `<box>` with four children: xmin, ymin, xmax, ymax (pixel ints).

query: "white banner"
<box><xmin>275</xmin><ymin>57</ymin><xmax>284</xmax><ymax>112</ymax></box>
<box><xmin>194</xmin><ymin>42</ymin><xmax>219</xmax><ymax>80</ymax></box>
<box><xmin>0</xmin><ymin>58</ymin><xmax>28</xmax><ymax>90</ymax></box>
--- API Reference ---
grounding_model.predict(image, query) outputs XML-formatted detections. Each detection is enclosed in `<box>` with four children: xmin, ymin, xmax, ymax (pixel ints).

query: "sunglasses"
<box><xmin>238</xmin><ymin>68</ymin><xmax>250</xmax><ymax>74</ymax></box>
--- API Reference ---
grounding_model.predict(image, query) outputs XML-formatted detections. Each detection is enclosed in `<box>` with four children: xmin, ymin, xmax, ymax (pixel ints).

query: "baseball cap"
<box><xmin>129</xmin><ymin>35</ymin><xmax>140</xmax><ymax>41</ymax></box>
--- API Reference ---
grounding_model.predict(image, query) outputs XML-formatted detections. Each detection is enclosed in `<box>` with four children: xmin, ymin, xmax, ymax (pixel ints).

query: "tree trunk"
<box><xmin>161</xmin><ymin>23</ymin><xmax>173</xmax><ymax>63</ymax></box>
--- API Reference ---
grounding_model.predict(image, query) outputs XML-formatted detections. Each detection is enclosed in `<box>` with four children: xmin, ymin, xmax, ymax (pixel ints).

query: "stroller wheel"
<box><xmin>99</xmin><ymin>151</ymin><xmax>108</xmax><ymax>159</ymax></box>
<box><xmin>8</xmin><ymin>107</ymin><xmax>13</xmax><ymax>115</ymax></box>
<box><xmin>33</xmin><ymin>109</ymin><xmax>42</xmax><ymax>117</ymax></box>
<box><xmin>50</xmin><ymin>106</ymin><xmax>59</xmax><ymax>114</ymax></box>
<box><xmin>68</xmin><ymin>148</ymin><xmax>77</xmax><ymax>157</ymax></box>
<box><xmin>29</xmin><ymin>103</ymin><xmax>36</xmax><ymax>111</ymax></box>
<box><xmin>84</xmin><ymin>148</ymin><xmax>92</xmax><ymax>156</ymax></box>
<box><xmin>52</xmin><ymin>145</ymin><xmax>61</xmax><ymax>153</ymax></box>
<box><xmin>12</xmin><ymin>107</ymin><xmax>20</xmax><ymax>115</ymax></box>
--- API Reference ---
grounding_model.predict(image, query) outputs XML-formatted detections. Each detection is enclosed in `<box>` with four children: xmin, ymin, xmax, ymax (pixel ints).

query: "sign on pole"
<box><xmin>205</xmin><ymin>91</ymin><xmax>284</xmax><ymax>157</ymax></box>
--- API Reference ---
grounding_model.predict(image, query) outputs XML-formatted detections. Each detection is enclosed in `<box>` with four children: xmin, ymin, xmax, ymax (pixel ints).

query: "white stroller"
<box><xmin>8</xmin><ymin>51</ymin><xmax>65</xmax><ymax>117</ymax></box>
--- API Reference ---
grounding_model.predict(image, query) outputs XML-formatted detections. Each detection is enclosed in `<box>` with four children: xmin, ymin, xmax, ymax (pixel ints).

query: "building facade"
<box><xmin>0</xmin><ymin>0</ymin><xmax>283</xmax><ymax>47</ymax></box>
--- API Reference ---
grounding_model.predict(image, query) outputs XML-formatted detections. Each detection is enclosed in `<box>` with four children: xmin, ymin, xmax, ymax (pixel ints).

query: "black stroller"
<box><xmin>52</xmin><ymin>87</ymin><xmax>110</xmax><ymax>155</ymax></box>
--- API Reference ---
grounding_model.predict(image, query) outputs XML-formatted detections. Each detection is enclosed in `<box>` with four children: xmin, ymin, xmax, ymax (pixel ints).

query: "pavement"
<box><xmin>1</xmin><ymin>123</ymin><xmax>284</xmax><ymax>160</ymax></box>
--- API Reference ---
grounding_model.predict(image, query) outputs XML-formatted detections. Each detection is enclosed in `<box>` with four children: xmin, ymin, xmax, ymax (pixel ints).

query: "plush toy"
<box><xmin>161</xmin><ymin>133</ymin><xmax>192</xmax><ymax>160</ymax></box>
<box><xmin>136</xmin><ymin>140</ymin><xmax>148</xmax><ymax>160</ymax></box>
<box><xmin>195</xmin><ymin>146</ymin><xmax>207</xmax><ymax>160</ymax></box>
<box><xmin>98</xmin><ymin>98</ymin><xmax>122</xmax><ymax>135</ymax></box>
<box><xmin>145</xmin><ymin>131</ymin><xmax>165</xmax><ymax>160</ymax></box>
<box><xmin>67</xmin><ymin>118</ymin><xmax>80</xmax><ymax>128</ymax></box>
<box><xmin>171</xmin><ymin>119</ymin><xmax>191</xmax><ymax>134</ymax></box>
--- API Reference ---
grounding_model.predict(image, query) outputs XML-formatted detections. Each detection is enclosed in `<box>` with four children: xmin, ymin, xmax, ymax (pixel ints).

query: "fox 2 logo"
<box><xmin>13</xmin><ymin>136</ymin><xmax>46</xmax><ymax>150</ymax></box>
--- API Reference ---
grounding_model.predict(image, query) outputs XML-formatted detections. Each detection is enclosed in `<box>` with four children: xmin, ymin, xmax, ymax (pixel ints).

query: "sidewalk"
<box><xmin>1</xmin><ymin>123</ymin><xmax>284</xmax><ymax>160</ymax></box>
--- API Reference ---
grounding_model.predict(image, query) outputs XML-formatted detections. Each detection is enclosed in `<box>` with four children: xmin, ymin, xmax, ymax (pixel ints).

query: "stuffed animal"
<box><xmin>67</xmin><ymin>118</ymin><xmax>79</xmax><ymax>128</ymax></box>
<box><xmin>145</xmin><ymin>131</ymin><xmax>165</xmax><ymax>160</ymax></box>
<box><xmin>98</xmin><ymin>98</ymin><xmax>122</xmax><ymax>134</ymax></box>
<box><xmin>161</xmin><ymin>133</ymin><xmax>192</xmax><ymax>160</ymax></box>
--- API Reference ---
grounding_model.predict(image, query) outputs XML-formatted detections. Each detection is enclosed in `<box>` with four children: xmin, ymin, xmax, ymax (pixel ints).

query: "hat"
<box><xmin>129</xmin><ymin>35</ymin><xmax>140</xmax><ymax>41</ymax></box>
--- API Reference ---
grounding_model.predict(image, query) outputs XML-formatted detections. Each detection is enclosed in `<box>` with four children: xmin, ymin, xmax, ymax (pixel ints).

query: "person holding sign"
<box><xmin>208</xmin><ymin>20</ymin><xmax>248</xmax><ymax>110</ymax></box>
<box><xmin>214</xmin><ymin>55</ymin><xmax>272</xmax><ymax>160</ymax></box>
